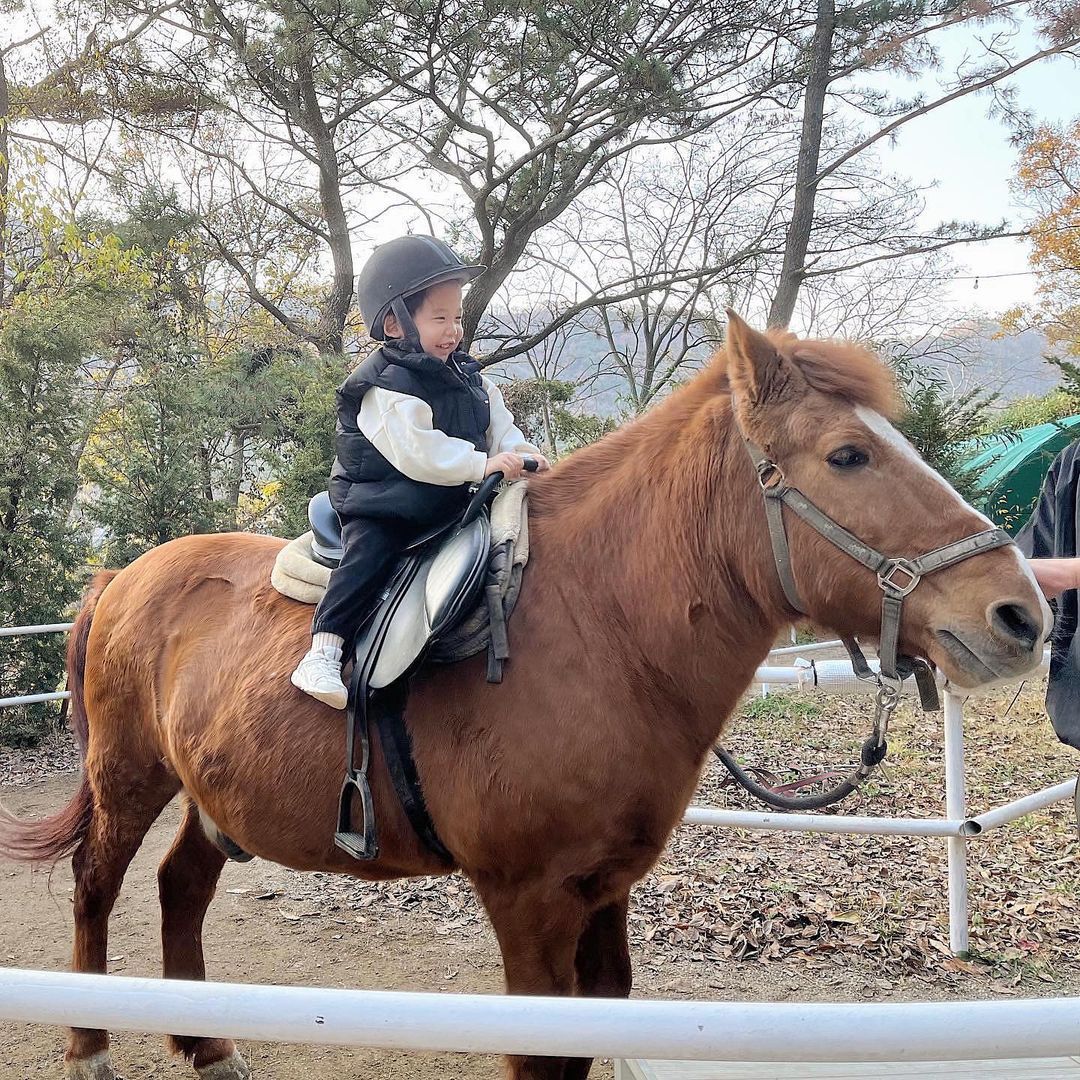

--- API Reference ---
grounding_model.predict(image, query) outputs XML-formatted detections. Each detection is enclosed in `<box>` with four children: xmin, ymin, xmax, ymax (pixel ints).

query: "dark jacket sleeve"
<box><xmin>1013</xmin><ymin>441</ymin><xmax>1080</xmax><ymax>749</ymax></box>
<box><xmin>1017</xmin><ymin>451</ymin><xmax>1063</xmax><ymax>558</ymax></box>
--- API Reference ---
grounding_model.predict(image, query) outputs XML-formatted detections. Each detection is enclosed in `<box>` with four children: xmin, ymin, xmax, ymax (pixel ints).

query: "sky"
<box><xmin>877</xmin><ymin>22</ymin><xmax>1079</xmax><ymax>317</ymax></box>
<box><xmin>10</xmin><ymin>8</ymin><xmax>1076</xmax><ymax>327</ymax></box>
<box><xmin>355</xmin><ymin>19</ymin><xmax>1079</xmax><ymax>326</ymax></box>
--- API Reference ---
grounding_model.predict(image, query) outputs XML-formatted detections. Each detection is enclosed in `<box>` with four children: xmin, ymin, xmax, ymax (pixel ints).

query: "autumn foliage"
<box><xmin>1006</xmin><ymin>119</ymin><xmax>1080</xmax><ymax>356</ymax></box>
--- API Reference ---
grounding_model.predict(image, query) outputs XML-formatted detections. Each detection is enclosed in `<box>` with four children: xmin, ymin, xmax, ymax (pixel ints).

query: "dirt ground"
<box><xmin>0</xmin><ymin>776</ymin><xmax>519</xmax><ymax>1080</ymax></box>
<box><xmin>4</xmin><ymin>680</ymin><xmax>1080</xmax><ymax>1078</ymax></box>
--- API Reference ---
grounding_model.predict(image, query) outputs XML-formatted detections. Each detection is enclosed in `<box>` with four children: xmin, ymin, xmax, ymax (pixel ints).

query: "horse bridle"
<box><xmin>715</xmin><ymin>406</ymin><xmax>1015</xmax><ymax>811</ymax></box>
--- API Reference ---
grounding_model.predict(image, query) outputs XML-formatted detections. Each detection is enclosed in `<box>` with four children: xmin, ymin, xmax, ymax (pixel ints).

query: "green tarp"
<box><xmin>966</xmin><ymin>416</ymin><xmax>1080</xmax><ymax>533</ymax></box>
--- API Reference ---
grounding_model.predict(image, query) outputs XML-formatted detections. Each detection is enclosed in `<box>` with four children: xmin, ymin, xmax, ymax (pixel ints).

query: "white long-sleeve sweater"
<box><xmin>357</xmin><ymin>377</ymin><xmax>541</xmax><ymax>486</ymax></box>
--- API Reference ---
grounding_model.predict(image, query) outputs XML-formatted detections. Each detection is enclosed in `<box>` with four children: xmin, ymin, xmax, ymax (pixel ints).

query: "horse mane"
<box><xmin>529</xmin><ymin>331</ymin><xmax>899</xmax><ymax>528</ymax></box>
<box><xmin>755</xmin><ymin>329</ymin><xmax>899</xmax><ymax>418</ymax></box>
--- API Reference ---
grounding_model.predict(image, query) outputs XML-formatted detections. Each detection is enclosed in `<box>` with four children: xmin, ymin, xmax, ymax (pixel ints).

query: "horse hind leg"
<box><xmin>158</xmin><ymin>797</ymin><xmax>250</xmax><ymax>1079</ymax></box>
<box><xmin>66</xmin><ymin>764</ymin><xmax>179</xmax><ymax>1080</ymax></box>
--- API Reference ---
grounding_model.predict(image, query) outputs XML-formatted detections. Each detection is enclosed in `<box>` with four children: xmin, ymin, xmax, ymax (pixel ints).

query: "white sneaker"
<box><xmin>291</xmin><ymin>646</ymin><xmax>348</xmax><ymax>709</ymax></box>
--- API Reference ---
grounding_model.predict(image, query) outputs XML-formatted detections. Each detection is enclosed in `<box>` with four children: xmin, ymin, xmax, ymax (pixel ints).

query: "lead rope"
<box><xmin>712</xmin><ymin>678</ymin><xmax>900</xmax><ymax>812</ymax></box>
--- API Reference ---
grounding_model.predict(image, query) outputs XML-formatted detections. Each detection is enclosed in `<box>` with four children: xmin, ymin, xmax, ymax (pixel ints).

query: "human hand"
<box><xmin>529</xmin><ymin>454</ymin><xmax>552</xmax><ymax>472</ymax></box>
<box><xmin>1029</xmin><ymin>558</ymin><xmax>1080</xmax><ymax>599</ymax></box>
<box><xmin>485</xmin><ymin>452</ymin><xmax>527</xmax><ymax>480</ymax></box>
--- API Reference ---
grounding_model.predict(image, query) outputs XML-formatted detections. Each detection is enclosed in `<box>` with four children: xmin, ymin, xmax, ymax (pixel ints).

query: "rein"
<box><xmin>714</xmin><ymin>411</ymin><xmax>1014</xmax><ymax>812</ymax></box>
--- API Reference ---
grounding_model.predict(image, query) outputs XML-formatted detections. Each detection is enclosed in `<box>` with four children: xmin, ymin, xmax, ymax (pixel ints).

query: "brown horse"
<box><xmin>0</xmin><ymin>315</ymin><xmax>1050</xmax><ymax>1080</ymax></box>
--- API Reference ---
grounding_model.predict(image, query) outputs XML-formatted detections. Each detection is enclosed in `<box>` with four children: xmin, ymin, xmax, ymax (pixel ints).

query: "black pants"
<box><xmin>312</xmin><ymin>517</ymin><xmax>419</xmax><ymax>642</ymax></box>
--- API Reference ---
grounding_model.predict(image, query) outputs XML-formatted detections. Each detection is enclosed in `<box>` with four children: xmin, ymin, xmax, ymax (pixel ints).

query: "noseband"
<box><xmin>715</xmin><ymin>406</ymin><xmax>1015</xmax><ymax>812</ymax></box>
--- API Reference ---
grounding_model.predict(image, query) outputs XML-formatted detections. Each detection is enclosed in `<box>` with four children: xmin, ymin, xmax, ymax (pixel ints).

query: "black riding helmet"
<box><xmin>356</xmin><ymin>235</ymin><xmax>486</xmax><ymax>344</ymax></box>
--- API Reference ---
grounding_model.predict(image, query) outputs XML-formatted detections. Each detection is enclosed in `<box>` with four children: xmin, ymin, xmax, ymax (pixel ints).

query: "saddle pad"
<box><xmin>271</xmin><ymin>532</ymin><xmax>331</xmax><ymax>604</ymax></box>
<box><xmin>270</xmin><ymin>480</ymin><xmax>529</xmax><ymax>606</ymax></box>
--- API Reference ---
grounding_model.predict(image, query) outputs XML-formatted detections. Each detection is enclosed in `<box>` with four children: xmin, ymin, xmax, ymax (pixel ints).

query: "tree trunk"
<box><xmin>297</xmin><ymin>53</ymin><xmax>353</xmax><ymax>355</ymax></box>
<box><xmin>312</xmin><ymin>132</ymin><xmax>353</xmax><ymax>354</ymax></box>
<box><xmin>462</xmin><ymin>232</ymin><xmax>531</xmax><ymax>353</ymax></box>
<box><xmin>767</xmin><ymin>0</ymin><xmax>835</xmax><ymax>330</ymax></box>
<box><xmin>225</xmin><ymin>431</ymin><xmax>247</xmax><ymax>530</ymax></box>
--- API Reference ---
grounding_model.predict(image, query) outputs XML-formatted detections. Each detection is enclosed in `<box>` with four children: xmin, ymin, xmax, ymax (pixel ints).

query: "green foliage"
<box><xmin>497</xmin><ymin>377</ymin><xmax>574</xmax><ymax>447</ymax></box>
<box><xmin>82</xmin><ymin>340</ymin><xmax>344</xmax><ymax>554</ymax></box>
<box><xmin>987</xmin><ymin>387</ymin><xmax>1080</xmax><ymax>432</ymax></box>
<box><xmin>80</xmin><ymin>343</ymin><xmax>223</xmax><ymax>565</ymax></box>
<box><xmin>738</xmin><ymin>695</ymin><xmax>823</xmax><ymax>723</ymax></box>
<box><xmin>551</xmin><ymin>406</ymin><xmax>619</xmax><ymax>451</ymax></box>
<box><xmin>84</xmin><ymin>186</ymin><xmax>202</xmax><ymax>317</ymax></box>
<box><xmin>0</xmin><ymin>254</ymin><xmax>125</xmax><ymax>743</ymax></box>
<box><xmin>496</xmin><ymin>376</ymin><xmax>618</xmax><ymax>455</ymax></box>
<box><xmin>890</xmin><ymin>356</ymin><xmax>1005</xmax><ymax>504</ymax></box>
<box><xmin>261</xmin><ymin>354</ymin><xmax>342</xmax><ymax>538</ymax></box>
<box><xmin>1047</xmin><ymin>355</ymin><xmax>1080</xmax><ymax>402</ymax></box>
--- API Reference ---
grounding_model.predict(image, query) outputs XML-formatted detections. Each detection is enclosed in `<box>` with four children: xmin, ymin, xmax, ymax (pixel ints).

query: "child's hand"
<box><xmin>485</xmin><ymin>452</ymin><xmax>527</xmax><ymax>479</ymax></box>
<box><xmin>531</xmin><ymin>454</ymin><xmax>552</xmax><ymax>472</ymax></box>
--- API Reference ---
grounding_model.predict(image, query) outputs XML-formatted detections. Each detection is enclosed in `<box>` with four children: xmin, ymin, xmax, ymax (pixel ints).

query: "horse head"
<box><xmin>724</xmin><ymin>311</ymin><xmax>1050</xmax><ymax>691</ymax></box>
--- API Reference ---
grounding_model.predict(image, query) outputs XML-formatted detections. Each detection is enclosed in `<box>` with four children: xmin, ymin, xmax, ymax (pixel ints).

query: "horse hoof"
<box><xmin>196</xmin><ymin>1050</ymin><xmax>251</xmax><ymax>1080</ymax></box>
<box><xmin>66</xmin><ymin>1052</ymin><xmax>117</xmax><ymax>1080</ymax></box>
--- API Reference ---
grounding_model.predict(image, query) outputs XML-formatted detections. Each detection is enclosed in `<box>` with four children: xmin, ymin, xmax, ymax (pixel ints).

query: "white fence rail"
<box><xmin>1</xmin><ymin>968</ymin><xmax>1079</xmax><ymax>1063</ymax></box>
<box><xmin>0</xmin><ymin>622</ymin><xmax>74</xmax><ymax>638</ymax></box>
<box><xmin>0</xmin><ymin>622</ymin><xmax>74</xmax><ymax>709</ymax></box>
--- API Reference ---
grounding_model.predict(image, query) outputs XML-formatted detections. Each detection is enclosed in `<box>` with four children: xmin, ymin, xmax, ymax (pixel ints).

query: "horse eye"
<box><xmin>827</xmin><ymin>446</ymin><xmax>869</xmax><ymax>470</ymax></box>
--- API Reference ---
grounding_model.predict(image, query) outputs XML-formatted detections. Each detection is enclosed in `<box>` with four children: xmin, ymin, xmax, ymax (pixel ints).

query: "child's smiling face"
<box><xmin>385</xmin><ymin>280</ymin><xmax>465</xmax><ymax>360</ymax></box>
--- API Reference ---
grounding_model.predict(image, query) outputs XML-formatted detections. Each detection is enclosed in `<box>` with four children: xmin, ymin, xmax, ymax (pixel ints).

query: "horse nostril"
<box><xmin>990</xmin><ymin>601</ymin><xmax>1041</xmax><ymax>652</ymax></box>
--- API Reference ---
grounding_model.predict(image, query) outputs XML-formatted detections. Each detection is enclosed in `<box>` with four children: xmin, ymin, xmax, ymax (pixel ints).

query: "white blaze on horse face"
<box><xmin>854</xmin><ymin>406</ymin><xmax>1052</xmax><ymax>638</ymax></box>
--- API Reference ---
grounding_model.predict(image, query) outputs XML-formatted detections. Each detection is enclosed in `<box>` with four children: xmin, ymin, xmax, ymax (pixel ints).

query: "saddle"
<box><xmin>270</xmin><ymin>477</ymin><xmax>531</xmax><ymax>863</ymax></box>
<box><xmin>309</xmin><ymin>490</ymin><xmax>492</xmax><ymax>689</ymax></box>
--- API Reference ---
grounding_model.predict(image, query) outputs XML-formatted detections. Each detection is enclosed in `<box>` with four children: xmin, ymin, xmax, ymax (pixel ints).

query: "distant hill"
<box><xmin>908</xmin><ymin>322</ymin><xmax>1058</xmax><ymax>402</ymax></box>
<box><xmin>483</xmin><ymin>316</ymin><xmax>1059</xmax><ymax>416</ymax></box>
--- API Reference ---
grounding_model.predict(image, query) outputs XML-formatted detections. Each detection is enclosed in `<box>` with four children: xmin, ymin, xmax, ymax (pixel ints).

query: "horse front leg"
<box><xmin>563</xmin><ymin>895</ymin><xmax>633</xmax><ymax>1080</ymax></box>
<box><xmin>476</xmin><ymin>878</ymin><xmax>587</xmax><ymax>1080</ymax></box>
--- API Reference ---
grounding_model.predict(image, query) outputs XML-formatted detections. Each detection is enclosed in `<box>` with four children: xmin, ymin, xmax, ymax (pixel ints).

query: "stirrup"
<box><xmin>335</xmin><ymin>772</ymin><xmax>378</xmax><ymax>860</ymax></box>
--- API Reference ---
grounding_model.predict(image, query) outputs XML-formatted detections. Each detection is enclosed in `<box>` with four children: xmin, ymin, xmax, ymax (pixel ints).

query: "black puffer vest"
<box><xmin>329</xmin><ymin>343</ymin><xmax>491</xmax><ymax>526</ymax></box>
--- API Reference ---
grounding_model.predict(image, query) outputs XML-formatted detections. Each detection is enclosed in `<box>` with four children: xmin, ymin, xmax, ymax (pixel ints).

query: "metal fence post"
<box><xmin>944</xmin><ymin>690</ymin><xmax>970</xmax><ymax>955</ymax></box>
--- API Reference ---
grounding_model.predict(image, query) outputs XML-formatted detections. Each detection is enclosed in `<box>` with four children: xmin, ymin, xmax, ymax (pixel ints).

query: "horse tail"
<box><xmin>0</xmin><ymin>570</ymin><xmax>118</xmax><ymax>863</ymax></box>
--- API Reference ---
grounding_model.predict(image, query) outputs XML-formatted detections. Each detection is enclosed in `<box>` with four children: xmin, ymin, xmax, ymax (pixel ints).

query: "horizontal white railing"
<box><xmin>0</xmin><ymin>622</ymin><xmax>74</xmax><ymax>708</ymax></box>
<box><xmin>0</xmin><ymin>622</ymin><xmax>74</xmax><ymax>638</ymax></box>
<box><xmin>1</xmin><ymin>968</ymin><xmax>1079</xmax><ymax>1062</ymax></box>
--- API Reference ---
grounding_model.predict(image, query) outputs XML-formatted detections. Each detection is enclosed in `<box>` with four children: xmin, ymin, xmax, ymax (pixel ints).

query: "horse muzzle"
<box><xmin>931</xmin><ymin>598</ymin><xmax>1049</xmax><ymax>689</ymax></box>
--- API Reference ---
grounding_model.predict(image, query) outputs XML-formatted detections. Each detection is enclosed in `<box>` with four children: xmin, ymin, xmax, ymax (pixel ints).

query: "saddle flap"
<box><xmin>425</xmin><ymin>515</ymin><xmax>491</xmax><ymax>633</ymax></box>
<box><xmin>366</xmin><ymin>515</ymin><xmax>491</xmax><ymax>690</ymax></box>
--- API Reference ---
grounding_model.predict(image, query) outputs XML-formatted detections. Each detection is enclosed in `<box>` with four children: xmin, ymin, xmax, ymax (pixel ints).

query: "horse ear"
<box><xmin>724</xmin><ymin>310</ymin><xmax>792</xmax><ymax>405</ymax></box>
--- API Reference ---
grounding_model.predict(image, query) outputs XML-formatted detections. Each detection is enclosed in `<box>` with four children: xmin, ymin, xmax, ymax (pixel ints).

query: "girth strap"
<box><xmin>372</xmin><ymin>679</ymin><xmax>454</xmax><ymax>864</ymax></box>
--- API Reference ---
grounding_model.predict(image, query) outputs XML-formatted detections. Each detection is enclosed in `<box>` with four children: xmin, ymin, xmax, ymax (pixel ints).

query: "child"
<box><xmin>292</xmin><ymin>234</ymin><xmax>550</xmax><ymax>708</ymax></box>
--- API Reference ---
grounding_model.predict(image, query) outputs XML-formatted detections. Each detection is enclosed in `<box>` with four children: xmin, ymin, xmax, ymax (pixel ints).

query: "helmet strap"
<box><xmin>389</xmin><ymin>296</ymin><xmax>422</xmax><ymax>352</ymax></box>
